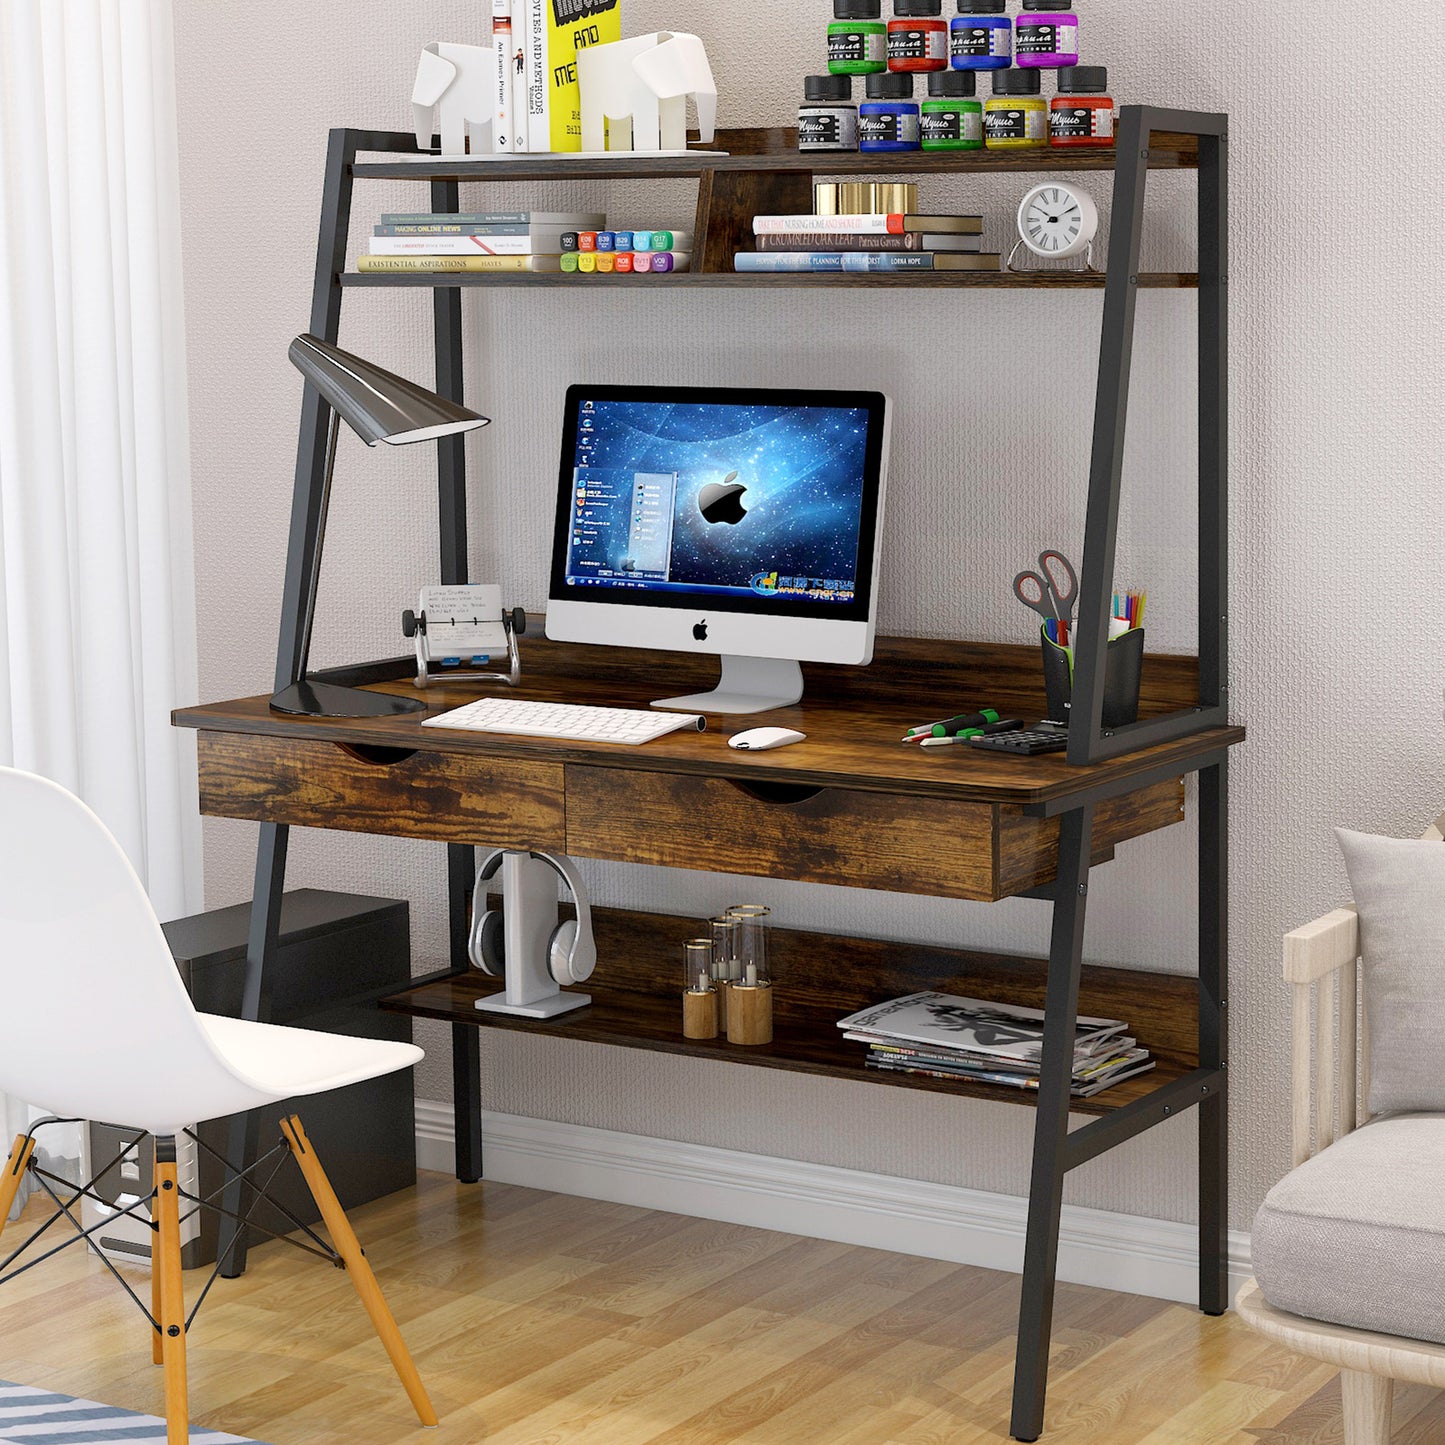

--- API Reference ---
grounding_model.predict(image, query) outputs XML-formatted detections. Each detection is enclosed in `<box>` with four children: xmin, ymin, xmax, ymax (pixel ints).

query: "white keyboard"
<box><xmin>421</xmin><ymin>696</ymin><xmax>705</xmax><ymax>746</ymax></box>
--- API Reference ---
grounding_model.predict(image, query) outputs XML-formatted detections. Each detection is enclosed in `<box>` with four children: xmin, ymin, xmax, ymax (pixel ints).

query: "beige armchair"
<box><xmin>1235</xmin><ymin>817</ymin><xmax>1445</xmax><ymax>1444</ymax></box>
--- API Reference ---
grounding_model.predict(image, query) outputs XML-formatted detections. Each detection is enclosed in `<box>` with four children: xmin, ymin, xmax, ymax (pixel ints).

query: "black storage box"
<box><xmin>88</xmin><ymin>890</ymin><xmax>416</xmax><ymax>1267</ymax></box>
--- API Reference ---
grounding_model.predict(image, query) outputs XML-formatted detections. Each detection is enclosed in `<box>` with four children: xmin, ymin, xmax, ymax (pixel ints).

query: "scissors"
<box><xmin>1013</xmin><ymin>550</ymin><xmax>1079</xmax><ymax>625</ymax></box>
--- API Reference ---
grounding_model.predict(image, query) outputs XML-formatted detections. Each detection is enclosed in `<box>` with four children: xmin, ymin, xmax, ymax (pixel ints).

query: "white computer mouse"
<box><xmin>728</xmin><ymin>727</ymin><xmax>807</xmax><ymax>751</ymax></box>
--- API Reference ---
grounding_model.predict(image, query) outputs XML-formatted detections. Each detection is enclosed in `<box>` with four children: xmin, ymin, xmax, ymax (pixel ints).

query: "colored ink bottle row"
<box><xmin>807</xmin><ymin>2</ymin><xmax>1110</xmax><ymax>153</ymax></box>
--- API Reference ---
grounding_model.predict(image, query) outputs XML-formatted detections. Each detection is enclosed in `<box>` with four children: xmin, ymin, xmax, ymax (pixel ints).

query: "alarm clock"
<box><xmin>1009</xmin><ymin>182</ymin><xmax>1099</xmax><ymax>272</ymax></box>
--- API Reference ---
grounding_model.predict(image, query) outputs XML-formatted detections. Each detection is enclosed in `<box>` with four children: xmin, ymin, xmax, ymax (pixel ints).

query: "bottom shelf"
<box><xmin>382</xmin><ymin>907</ymin><xmax>1198</xmax><ymax>1118</ymax></box>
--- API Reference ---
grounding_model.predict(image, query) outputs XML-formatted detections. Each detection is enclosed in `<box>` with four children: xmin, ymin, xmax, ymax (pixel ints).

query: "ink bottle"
<box><xmin>921</xmin><ymin>69</ymin><xmax>982</xmax><ymax>150</ymax></box>
<box><xmin>1015</xmin><ymin>0</ymin><xmax>1080</xmax><ymax>68</ymax></box>
<box><xmin>951</xmin><ymin>0</ymin><xmax>1011</xmax><ymax>72</ymax></box>
<box><xmin>888</xmin><ymin>0</ymin><xmax>948</xmax><ymax>74</ymax></box>
<box><xmin>829</xmin><ymin>0</ymin><xmax>888</xmax><ymax>77</ymax></box>
<box><xmin>859</xmin><ymin>71</ymin><xmax>921</xmax><ymax>152</ymax></box>
<box><xmin>984</xmin><ymin>68</ymin><xmax>1047</xmax><ymax>148</ymax></box>
<box><xmin>1050</xmin><ymin>66</ymin><xmax>1113</xmax><ymax>146</ymax></box>
<box><xmin>799</xmin><ymin>74</ymin><xmax>860</xmax><ymax>153</ymax></box>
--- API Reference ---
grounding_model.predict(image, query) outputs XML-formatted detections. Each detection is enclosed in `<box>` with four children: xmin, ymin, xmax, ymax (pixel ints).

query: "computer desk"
<box><xmin>174</xmin><ymin>629</ymin><xmax>1244</xmax><ymax>1429</ymax></box>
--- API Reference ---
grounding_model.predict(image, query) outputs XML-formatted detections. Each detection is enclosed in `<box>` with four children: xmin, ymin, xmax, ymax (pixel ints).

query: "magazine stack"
<box><xmin>837</xmin><ymin>991</ymin><xmax>1155</xmax><ymax>1099</ymax></box>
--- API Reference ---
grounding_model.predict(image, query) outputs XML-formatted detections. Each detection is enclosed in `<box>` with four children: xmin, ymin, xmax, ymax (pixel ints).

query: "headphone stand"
<box><xmin>474</xmin><ymin>852</ymin><xmax>591</xmax><ymax>1019</ymax></box>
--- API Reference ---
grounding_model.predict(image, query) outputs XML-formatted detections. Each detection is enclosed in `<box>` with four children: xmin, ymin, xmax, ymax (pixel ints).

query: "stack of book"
<box><xmin>357</xmin><ymin>211</ymin><xmax>605</xmax><ymax>274</ymax></box>
<box><xmin>836</xmin><ymin>991</ymin><xmax>1155</xmax><ymax>1098</ymax></box>
<box><xmin>735</xmin><ymin>213</ymin><xmax>1000</xmax><ymax>274</ymax></box>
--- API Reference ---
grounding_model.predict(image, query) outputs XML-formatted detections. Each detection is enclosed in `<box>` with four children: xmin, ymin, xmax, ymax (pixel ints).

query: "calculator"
<box><xmin>966</xmin><ymin>723</ymin><xmax>1070</xmax><ymax>756</ymax></box>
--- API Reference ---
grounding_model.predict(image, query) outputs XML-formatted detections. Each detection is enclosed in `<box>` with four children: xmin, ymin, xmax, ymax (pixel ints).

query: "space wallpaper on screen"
<box><xmin>574</xmin><ymin>400</ymin><xmax>870</xmax><ymax>594</ymax></box>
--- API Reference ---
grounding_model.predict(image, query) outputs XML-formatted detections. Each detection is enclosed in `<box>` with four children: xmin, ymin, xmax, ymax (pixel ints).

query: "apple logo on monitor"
<box><xmin>698</xmin><ymin>471</ymin><xmax>748</xmax><ymax>525</ymax></box>
<box><xmin>692</xmin><ymin>619</ymin><xmax>708</xmax><ymax>641</ymax></box>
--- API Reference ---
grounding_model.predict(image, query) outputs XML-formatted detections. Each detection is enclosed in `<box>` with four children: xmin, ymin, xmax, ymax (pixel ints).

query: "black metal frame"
<box><xmin>230</xmin><ymin>111</ymin><xmax>1232</xmax><ymax>1443</ymax></box>
<box><xmin>2</xmin><ymin>1120</ymin><xmax>342</xmax><ymax>1346</ymax></box>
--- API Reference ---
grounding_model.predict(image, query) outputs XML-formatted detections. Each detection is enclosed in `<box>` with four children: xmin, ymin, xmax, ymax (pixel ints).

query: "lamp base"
<box><xmin>269</xmin><ymin>680</ymin><xmax>427</xmax><ymax>718</ymax></box>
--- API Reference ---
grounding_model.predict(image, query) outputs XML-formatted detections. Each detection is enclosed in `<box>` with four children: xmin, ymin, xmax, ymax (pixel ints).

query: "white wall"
<box><xmin>172</xmin><ymin>0</ymin><xmax>1445</xmax><ymax>1231</ymax></box>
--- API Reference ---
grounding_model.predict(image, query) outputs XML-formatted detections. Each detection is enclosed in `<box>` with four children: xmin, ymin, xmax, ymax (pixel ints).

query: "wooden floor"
<box><xmin>3</xmin><ymin>1172</ymin><xmax>1444</xmax><ymax>1444</ymax></box>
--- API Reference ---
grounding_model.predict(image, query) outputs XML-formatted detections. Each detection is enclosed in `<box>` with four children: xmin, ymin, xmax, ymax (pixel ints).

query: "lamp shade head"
<box><xmin>288</xmin><ymin>333</ymin><xmax>491</xmax><ymax>446</ymax></box>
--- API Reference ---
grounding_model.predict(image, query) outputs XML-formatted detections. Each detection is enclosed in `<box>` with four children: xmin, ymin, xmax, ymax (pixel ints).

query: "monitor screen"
<box><xmin>549</xmin><ymin>385</ymin><xmax>888</xmax><ymax>622</ymax></box>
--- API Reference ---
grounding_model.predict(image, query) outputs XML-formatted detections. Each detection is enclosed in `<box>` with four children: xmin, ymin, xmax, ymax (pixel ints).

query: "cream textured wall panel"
<box><xmin>173</xmin><ymin>1</ymin><xmax>1445</xmax><ymax>1231</ymax></box>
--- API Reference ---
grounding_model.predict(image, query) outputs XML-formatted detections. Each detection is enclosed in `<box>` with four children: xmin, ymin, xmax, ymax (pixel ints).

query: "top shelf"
<box><xmin>351</xmin><ymin>125</ymin><xmax>1201</xmax><ymax>183</ymax></box>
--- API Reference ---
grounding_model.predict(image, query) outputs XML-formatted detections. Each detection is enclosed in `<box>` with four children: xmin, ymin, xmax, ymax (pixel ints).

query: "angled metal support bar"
<box><xmin>1085</xmin><ymin>703</ymin><xmax>1230</xmax><ymax>763</ymax></box>
<box><xmin>1011</xmin><ymin>805</ymin><xmax>1094</xmax><ymax>1442</ymax></box>
<box><xmin>1063</xmin><ymin>1068</ymin><xmax>1226</xmax><ymax>1171</ymax></box>
<box><xmin>1070</xmin><ymin>106</ymin><xmax>1229</xmax><ymax>767</ymax></box>
<box><xmin>1024</xmin><ymin>748</ymin><xmax>1228</xmax><ymax>818</ymax></box>
<box><xmin>229</xmin><ymin>126</ymin><xmax>361</xmax><ymax>1278</ymax></box>
<box><xmin>1067</xmin><ymin>107</ymin><xmax>1150</xmax><ymax>767</ymax></box>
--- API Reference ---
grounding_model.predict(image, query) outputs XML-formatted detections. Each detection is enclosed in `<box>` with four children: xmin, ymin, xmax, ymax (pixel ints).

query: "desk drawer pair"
<box><xmin>196</xmin><ymin>733</ymin><xmax>1183</xmax><ymax>904</ymax></box>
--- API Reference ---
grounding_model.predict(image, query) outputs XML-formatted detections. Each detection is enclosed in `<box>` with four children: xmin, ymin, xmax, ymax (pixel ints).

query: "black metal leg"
<box><xmin>218</xmin><ymin>822</ymin><xmax>289</xmax><ymax>1278</ymax></box>
<box><xmin>449</xmin><ymin>840</ymin><xmax>483</xmax><ymax>1182</ymax></box>
<box><xmin>427</xmin><ymin>177</ymin><xmax>484</xmax><ymax>1184</ymax></box>
<box><xmin>1198</xmin><ymin>759</ymin><xmax>1229</xmax><ymax>1314</ymax></box>
<box><xmin>1011</xmin><ymin>805</ymin><xmax>1095</xmax><ymax>1443</ymax></box>
<box><xmin>223</xmin><ymin>130</ymin><xmax>361</xmax><ymax>1277</ymax></box>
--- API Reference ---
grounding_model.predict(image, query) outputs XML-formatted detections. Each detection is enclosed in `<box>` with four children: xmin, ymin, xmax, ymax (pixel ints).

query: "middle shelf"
<box><xmin>382</xmin><ymin>904</ymin><xmax>1200</xmax><ymax>1118</ymax></box>
<box><xmin>341</xmin><ymin>270</ymin><xmax>1197</xmax><ymax>291</ymax></box>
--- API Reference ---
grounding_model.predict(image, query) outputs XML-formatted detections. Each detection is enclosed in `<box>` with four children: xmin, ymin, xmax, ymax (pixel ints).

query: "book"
<box><xmin>375</xmin><ymin>216</ymin><xmax>605</xmax><ymax>236</ymax></box>
<box><xmin>492</xmin><ymin>0</ymin><xmax>518</xmax><ymax>152</ymax></box>
<box><xmin>378</xmin><ymin>212</ymin><xmax>603</xmax><ymax>226</ymax></box>
<box><xmin>370</xmin><ymin>236</ymin><xmax>571</xmax><ymax>257</ymax></box>
<box><xmin>733</xmin><ymin>253</ymin><xmax>1003</xmax><ymax>273</ymax></box>
<box><xmin>837</xmin><ymin>991</ymin><xmax>1127</xmax><ymax>1062</ymax></box>
<box><xmin>752</xmin><ymin>213</ymin><xmax>985</xmax><ymax>236</ymax></box>
<box><xmin>755</xmin><ymin>232</ymin><xmax>984</xmax><ymax>254</ymax></box>
<box><xmin>517</xmin><ymin>0</ymin><xmax>537</xmax><ymax>152</ymax></box>
<box><xmin>356</xmin><ymin>254</ymin><xmax>566</xmax><ymax>273</ymax></box>
<box><xmin>525</xmin><ymin>0</ymin><xmax>621</xmax><ymax>153</ymax></box>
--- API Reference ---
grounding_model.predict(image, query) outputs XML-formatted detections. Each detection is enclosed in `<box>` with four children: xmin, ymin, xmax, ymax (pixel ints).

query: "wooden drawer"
<box><xmin>565</xmin><ymin>766</ymin><xmax>1184</xmax><ymax>901</ymax></box>
<box><xmin>196</xmin><ymin>732</ymin><xmax>565</xmax><ymax>849</ymax></box>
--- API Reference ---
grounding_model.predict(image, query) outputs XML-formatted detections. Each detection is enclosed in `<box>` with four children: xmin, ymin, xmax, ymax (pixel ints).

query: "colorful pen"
<box><xmin>902</xmin><ymin>708</ymin><xmax>1001</xmax><ymax>742</ymax></box>
<box><xmin>920</xmin><ymin>720</ymin><xmax>1024</xmax><ymax>748</ymax></box>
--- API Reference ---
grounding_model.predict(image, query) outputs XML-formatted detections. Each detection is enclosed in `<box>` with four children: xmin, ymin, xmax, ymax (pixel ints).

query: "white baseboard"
<box><xmin>415</xmin><ymin>1101</ymin><xmax>1251</xmax><ymax>1307</ymax></box>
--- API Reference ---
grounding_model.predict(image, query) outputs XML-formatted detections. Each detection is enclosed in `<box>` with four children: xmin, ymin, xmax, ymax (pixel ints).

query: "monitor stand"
<box><xmin>653</xmin><ymin>656</ymin><xmax>804</xmax><ymax>715</ymax></box>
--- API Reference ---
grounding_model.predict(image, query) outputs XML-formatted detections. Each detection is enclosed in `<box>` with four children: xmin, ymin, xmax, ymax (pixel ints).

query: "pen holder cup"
<box><xmin>1041</xmin><ymin>626</ymin><xmax>1145</xmax><ymax>729</ymax></box>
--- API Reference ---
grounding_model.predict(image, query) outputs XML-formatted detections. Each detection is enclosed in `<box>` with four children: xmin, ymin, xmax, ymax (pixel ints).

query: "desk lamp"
<box><xmin>270</xmin><ymin>334</ymin><xmax>491</xmax><ymax>718</ymax></box>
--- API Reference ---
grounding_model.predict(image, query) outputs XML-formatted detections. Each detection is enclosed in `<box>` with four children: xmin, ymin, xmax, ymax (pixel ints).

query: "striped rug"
<box><xmin>0</xmin><ymin>1382</ymin><xmax>268</xmax><ymax>1443</ymax></box>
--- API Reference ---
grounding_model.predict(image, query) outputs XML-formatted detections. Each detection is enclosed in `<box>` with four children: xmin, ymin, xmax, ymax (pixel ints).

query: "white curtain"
<box><xmin>0</xmin><ymin>1</ymin><xmax>202</xmax><ymax>1212</ymax></box>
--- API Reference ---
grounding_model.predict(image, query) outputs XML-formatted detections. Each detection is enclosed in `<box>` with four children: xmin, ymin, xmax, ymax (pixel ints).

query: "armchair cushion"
<box><xmin>1253</xmin><ymin>1113</ymin><xmax>1445</xmax><ymax>1345</ymax></box>
<box><xmin>1337</xmin><ymin>827</ymin><xmax>1445</xmax><ymax>1114</ymax></box>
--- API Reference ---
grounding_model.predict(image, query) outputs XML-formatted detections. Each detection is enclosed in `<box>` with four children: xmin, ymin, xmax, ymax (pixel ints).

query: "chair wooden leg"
<box><xmin>1341</xmin><ymin>1369</ymin><xmax>1392</xmax><ymax>1445</ymax></box>
<box><xmin>280</xmin><ymin>1114</ymin><xmax>438</xmax><ymax>1427</ymax></box>
<box><xmin>153</xmin><ymin>1139</ymin><xmax>189</xmax><ymax>1445</ymax></box>
<box><xmin>151</xmin><ymin>1232</ymin><xmax>164</xmax><ymax>1366</ymax></box>
<box><xmin>0</xmin><ymin>1135</ymin><xmax>36</xmax><ymax>1246</ymax></box>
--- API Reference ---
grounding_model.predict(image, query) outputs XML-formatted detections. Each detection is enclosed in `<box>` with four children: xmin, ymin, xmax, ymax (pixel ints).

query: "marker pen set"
<box><xmin>560</xmin><ymin>251</ymin><xmax>691</xmax><ymax>274</ymax></box>
<box><xmin>558</xmin><ymin>228</ymin><xmax>693</xmax><ymax>275</ymax></box>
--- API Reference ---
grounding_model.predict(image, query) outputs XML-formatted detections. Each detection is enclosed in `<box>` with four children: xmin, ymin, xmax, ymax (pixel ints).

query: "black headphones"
<box><xmin>468</xmin><ymin>850</ymin><xmax>596</xmax><ymax>985</ymax></box>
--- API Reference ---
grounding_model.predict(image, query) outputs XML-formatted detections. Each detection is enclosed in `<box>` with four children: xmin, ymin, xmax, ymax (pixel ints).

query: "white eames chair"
<box><xmin>0</xmin><ymin>767</ymin><xmax>437</xmax><ymax>1442</ymax></box>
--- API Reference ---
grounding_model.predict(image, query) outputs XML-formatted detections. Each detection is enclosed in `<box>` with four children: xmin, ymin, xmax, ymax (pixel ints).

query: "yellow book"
<box><xmin>356</xmin><ymin>254</ymin><xmax>564</xmax><ymax>273</ymax></box>
<box><xmin>525</xmin><ymin>0</ymin><xmax>622</xmax><ymax>153</ymax></box>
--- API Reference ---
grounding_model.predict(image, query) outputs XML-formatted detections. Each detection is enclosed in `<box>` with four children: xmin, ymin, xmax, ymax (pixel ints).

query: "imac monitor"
<box><xmin>546</xmin><ymin>384</ymin><xmax>891</xmax><ymax>713</ymax></box>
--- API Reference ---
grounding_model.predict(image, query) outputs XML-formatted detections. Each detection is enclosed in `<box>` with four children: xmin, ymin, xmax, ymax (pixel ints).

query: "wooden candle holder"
<box><xmin>726</xmin><ymin>981</ymin><xmax>773</xmax><ymax>1046</ymax></box>
<box><xmin>683</xmin><ymin>987</ymin><xmax>719</xmax><ymax>1040</ymax></box>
